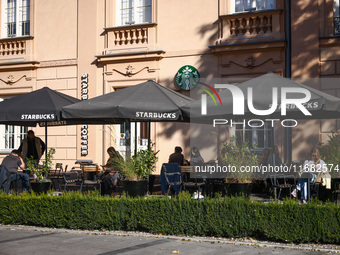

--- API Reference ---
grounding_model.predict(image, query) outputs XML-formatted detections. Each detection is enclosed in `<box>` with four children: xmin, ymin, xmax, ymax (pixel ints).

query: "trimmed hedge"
<box><xmin>0</xmin><ymin>191</ymin><xmax>339</xmax><ymax>244</ymax></box>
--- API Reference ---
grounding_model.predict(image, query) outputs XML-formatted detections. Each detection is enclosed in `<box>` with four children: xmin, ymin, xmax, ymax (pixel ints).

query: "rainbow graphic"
<box><xmin>197</xmin><ymin>82</ymin><xmax>223</xmax><ymax>106</ymax></box>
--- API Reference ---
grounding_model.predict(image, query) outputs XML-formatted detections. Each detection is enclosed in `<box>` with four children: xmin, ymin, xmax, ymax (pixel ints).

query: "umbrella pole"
<box><xmin>284</xmin><ymin>0</ymin><xmax>292</xmax><ymax>165</ymax></box>
<box><xmin>45</xmin><ymin>121</ymin><xmax>47</xmax><ymax>161</ymax></box>
<box><xmin>271</xmin><ymin>125</ymin><xmax>275</xmax><ymax>167</ymax></box>
<box><xmin>271</xmin><ymin>124</ymin><xmax>276</xmax><ymax>195</ymax></box>
<box><xmin>147</xmin><ymin>122</ymin><xmax>150</xmax><ymax>150</ymax></box>
<box><xmin>134</xmin><ymin>122</ymin><xmax>137</xmax><ymax>156</ymax></box>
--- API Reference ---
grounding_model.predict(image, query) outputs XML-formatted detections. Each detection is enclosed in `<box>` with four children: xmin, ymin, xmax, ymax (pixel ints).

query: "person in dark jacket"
<box><xmin>18</xmin><ymin>130</ymin><xmax>45</xmax><ymax>165</ymax></box>
<box><xmin>168</xmin><ymin>146</ymin><xmax>184</xmax><ymax>166</ymax></box>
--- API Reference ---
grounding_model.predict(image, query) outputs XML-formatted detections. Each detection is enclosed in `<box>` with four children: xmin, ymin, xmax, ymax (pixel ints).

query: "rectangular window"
<box><xmin>0</xmin><ymin>125</ymin><xmax>27</xmax><ymax>152</ymax></box>
<box><xmin>20</xmin><ymin>0</ymin><xmax>30</xmax><ymax>36</ymax></box>
<box><xmin>335</xmin><ymin>0</ymin><xmax>340</xmax><ymax>35</ymax></box>
<box><xmin>232</xmin><ymin>121</ymin><xmax>272</xmax><ymax>149</ymax></box>
<box><xmin>2</xmin><ymin>0</ymin><xmax>30</xmax><ymax>38</ymax></box>
<box><xmin>116</xmin><ymin>0</ymin><xmax>152</xmax><ymax>26</ymax></box>
<box><xmin>0</xmin><ymin>97</ymin><xmax>27</xmax><ymax>152</ymax></box>
<box><xmin>7</xmin><ymin>0</ymin><xmax>16</xmax><ymax>37</ymax></box>
<box><xmin>232</xmin><ymin>0</ymin><xmax>275</xmax><ymax>13</ymax></box>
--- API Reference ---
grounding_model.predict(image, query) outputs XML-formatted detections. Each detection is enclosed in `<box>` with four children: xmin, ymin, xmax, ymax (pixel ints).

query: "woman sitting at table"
<box><xmin>101</xmin><ymin>147</ymin><xmax>123</xmax><ymax>195</ymax></box>
<box><xmin>291</xmin><ymin>147</ymin><xmax>328</xmax><ymax>204</ymax></box>
<box><xmin>189</xmin><ymin>146</ymin><xmax>204</xmax><ymax>166</ymax></box>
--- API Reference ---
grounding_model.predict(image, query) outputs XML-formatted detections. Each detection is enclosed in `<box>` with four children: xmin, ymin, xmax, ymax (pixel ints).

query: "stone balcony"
<box><xmin>103</xmin><ymin>23</ymin><xmax>157</xmax><ymax>53</ymax></box>
<box><xmin>0</xmin><ymin>36</ymin><xmax>38</xmax><ymax>70</ymax></box>
<box><xmin>0</xmin><ymin>36</ymin><xmax>33</xmax><ymax>58</ymax></box>
<box><xmin>217</xmin><ymin>9</ymin><xmax>284</xmax><ymax>45</ymax></box>
<box><xmin>98</xmin><ymin>23</ymin><xmax>164</xmax><ymax>63</ymax></box>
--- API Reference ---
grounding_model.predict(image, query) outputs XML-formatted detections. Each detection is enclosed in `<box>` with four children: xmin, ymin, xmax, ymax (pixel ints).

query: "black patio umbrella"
<box><xmin>183</xmin><ymin>72</ymin><xmax>340</xmax><ymax>200</ymax></box>
<box><xmin>62</xmin><ymin>80</ymin><xmax>194</xmax><ymax>155</ymax></box>
<box><xmin>62</xmin><ymin>80</ymin><xmax>194</xmax><ymax>122</ymax></box>
<box><xmin>0</xmin><ymin>87</ymin><xmax>82</xmax><ymax>156</ymax></box>
<box><xmin>183</xmin><ymin>72</ymin><xmax>340</xmax><ymax>122</ymax></box>
<box><xmin>0</xmin><ymin>87</ymin><xmax>81</xmax><ymax>126</ymax></box>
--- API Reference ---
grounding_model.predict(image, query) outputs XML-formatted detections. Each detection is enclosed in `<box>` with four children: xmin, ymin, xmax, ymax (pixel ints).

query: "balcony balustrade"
<box><xmin>0</xmin><ymin>36</ymin><xmax>33</xmax><ymax>58</ymax></box>
<box><xmin>104</xmin><ymin>23</ymin><xmax>157</xmax><ymax>53</ymax></box>
<box><xmin>218</xmin><ymin>10</ymin><xmax>283</xmax><ymax>44</ymax></box>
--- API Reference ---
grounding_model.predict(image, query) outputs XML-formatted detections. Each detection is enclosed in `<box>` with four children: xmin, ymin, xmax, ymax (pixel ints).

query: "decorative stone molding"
<box><xmin>0</xmin><ymin>74</ymin><xmax>26</xmax><ymax>85</ymax></box>
<box><xmin>112</xmin><ymin>65</ymin><xmax>158</xmax><ymax>77</ymax></box>
<box><xmin>40</xmin><ymin>58</ymin><xmax>77</xmax><ymax>67</ymax></box>
<box><xmin>222</xmin><ymin>56</ymin><xmax>278</xmax><ymax>69</ymax></box>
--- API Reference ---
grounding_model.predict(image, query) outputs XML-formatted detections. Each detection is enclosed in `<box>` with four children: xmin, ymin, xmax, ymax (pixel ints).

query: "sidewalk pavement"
<box><xmin>1</xmin><ymin>224</ymin><xmax>340</xmax><ymax>255</ymax></box>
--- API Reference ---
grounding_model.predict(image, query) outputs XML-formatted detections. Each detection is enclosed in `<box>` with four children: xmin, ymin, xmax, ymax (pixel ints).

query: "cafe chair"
<box><xmin>80</xmin><ymin>164</ymin><xmax>101</xmax><ymax>194</ymax></box>
<box><xmin>62</xmin><ymin>171</ymin><xmax>81</xmax><ymax>192</ymax></box>
<box><xmin>181</xmin><ymin>166</ymin><xmax>205</xmax><ymax>196</ymax></box>
<box><xmin>269</xmin><ymin>174</ymin><xmax>296</xmax><ymax>200</ymax></box>
<box><xmin>0</xmin><ymin>165</ymin><xmax>10</xmax><ymax>193</ymax></box>
<box><xmin>161</xmin><ymin>163</ymin><xmax>182</xmax><ymax>195</ymax></box>
<box><xmin>48</xmin><ymin>163</ymin><xmax>65</xmax><ymax>191</ymax></box>
<box><xmin>9</xmin><ymin>177</ymin><xmax>20</xmax><ymax>193</ymax></box>
<box><xmin>333</xmin><ymin>181</ymin><xmax>340</xmax><ymax>204</ymax></box>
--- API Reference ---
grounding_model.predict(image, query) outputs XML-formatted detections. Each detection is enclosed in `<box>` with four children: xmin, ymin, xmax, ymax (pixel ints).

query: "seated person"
<box><xmin>168</xmin><ymin>146</ymin><xmax>184</xmax><ymax>166</ymax></box>
<box><xmin>291</xmin><ymin>147</ymin><xmax>328</xmax><ymax>204</ymax></box>
<box><xmin>259</xmin><ymin>148</ymin><xmax>270</xmax><ymax>167</ymax></box>
<box><xmin>268</xmin><ymin>146</ymin><xmax>283</xmax><ymax>166</ymax></box>
<box><xmin>101</xmin><ymin>147</ymin><xmax>123</xmax><ymax>195</ymax></box>
<box><xmin>189</xmin><ymin>146</ymin><xmax>204</xmax><ymax>166</ymax></box>
<box><xmin>2</xmin><ymin>149</ymin><xmax>30</xmax><ymax>192</ymax></box>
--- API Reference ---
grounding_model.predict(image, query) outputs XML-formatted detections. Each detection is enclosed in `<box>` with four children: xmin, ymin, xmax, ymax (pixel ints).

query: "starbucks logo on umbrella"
<box><xmin>176</xmin><ymin>65</ymin><xmax>200</xmax><ymax>90</ymax></box>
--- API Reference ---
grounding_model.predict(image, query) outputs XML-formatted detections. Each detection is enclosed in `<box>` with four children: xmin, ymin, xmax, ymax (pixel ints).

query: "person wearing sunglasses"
<box><xmin>291</xmin><ymin>147</ymin><xmax>328</xmax><ymax>204</ymax></box>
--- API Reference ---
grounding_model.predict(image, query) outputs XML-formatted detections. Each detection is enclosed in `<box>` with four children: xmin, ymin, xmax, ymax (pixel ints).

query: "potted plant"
<box><xmin>27</xmin><ymin>148</ymin><xmax>56</xmax><ymax>193</ymax></box>
<box><xmin>114</xmin><ymin>144</ymin><xmax>159</xmax><ymax>197</ymax></box>
<box><xmin>318</xmin><ymin>132</ymin><xmax>340</xmax><ymax>200</ymax></box>
<box><xmin>220</xmin><ymin>139</ymin><xmax>259</xmax><ymax>196</ymax></box>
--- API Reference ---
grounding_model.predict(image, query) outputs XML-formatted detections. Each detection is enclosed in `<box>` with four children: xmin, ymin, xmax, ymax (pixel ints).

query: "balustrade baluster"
<box><xmin>3</xmin><ymin>43</ymin><xmax>7</xmax><ymax>55</ymax></box>
<box><xmin>252</xmin><ymin>17</ymin><xmax>257</xmax><ymax>34</ymax></box>
<box><xmin>114</xmin><ymin>31</ymin><xmax>120</xmax><ymax>45</ymax></box>
<box><xmin>131</xmin><ymin>29</ymin><xmax>137</xmax><ymax>44</ymax></box>
<box><xmin>126</xmin><ymin>30</ymin><xmax>132</xmax><ymax>45</ymax></box>
<box><xmin>137</xmin><ymin>28</ymin><xmax>143</xmax><ymax>43</ymax></box>
<box><xmin>121</xmin><ymin>31</ymin><xmax>126</xmax><ymax>45</ymax></box>
<box><xmin>245</xmin><ymin>17</ymin><xmax>251</xmax><ymax>35</ymax></box>
<box><xmin>142</xmin><ymin>28</ymin><xmax>147</xmax><ymax>43</ymax></box>
<box><xmin>259</xmin><ymin>15</ymin><xmax>264</xmax><ymax>34</ymax></box>
<box><xmin>266</xmin><ymin>16</ymin><xmax>272</xmax><ymax>33</ymax></box>
<box><xmin>238</xmin><ymin>18</ymin><xmax>244</xmax><ymax>35</ymax></box>
<box><xmin>10</xmin><ymin>42</ymin><xmax>14</xmax><ymax>55</ymax></box>
<box><xmin>22</xmin><ymin>41</ymin><xmax>26</xmax><ymax>54</ymax></box>
<box><xmin>15</xmin><ymin>42</ymin><xmax>19</xmax><ymax>55</ymax></box>
<box><xmin>230</xmin><ymin>19</ymin><xmax>236</xmax><ymax>36</ymax></box>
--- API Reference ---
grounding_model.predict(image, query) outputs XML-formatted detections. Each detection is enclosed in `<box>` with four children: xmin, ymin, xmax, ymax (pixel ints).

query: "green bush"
<box><xmin>318</xmin><ymin>132</ymin><xmax>340</xmax><ymax>178</ymax></box>
<box><xmin>0</xmin><ymin>192</ymin><xmax>339</xmax><ymax>244</ymax></box>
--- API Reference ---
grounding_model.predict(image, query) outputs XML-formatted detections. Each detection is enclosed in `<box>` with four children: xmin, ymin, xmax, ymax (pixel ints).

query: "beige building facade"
<box><xmin>0</xmin><ymin>0</ymin><xmax>339</xmax><ymax>171</ymax></box>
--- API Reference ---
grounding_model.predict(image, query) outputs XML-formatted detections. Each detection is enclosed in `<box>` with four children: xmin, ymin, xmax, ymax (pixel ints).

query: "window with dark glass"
<box><xmin>234</xmin><ymin>0</ymin><xmax>275</xmax><ymax>12</ymax></box>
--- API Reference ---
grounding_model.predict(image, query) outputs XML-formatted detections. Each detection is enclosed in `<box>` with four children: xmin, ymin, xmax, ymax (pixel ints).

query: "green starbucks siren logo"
<box><xmin>175</xmin><ymin>65</ymin><xmax>200</xmax><ymax>90</ymax></box>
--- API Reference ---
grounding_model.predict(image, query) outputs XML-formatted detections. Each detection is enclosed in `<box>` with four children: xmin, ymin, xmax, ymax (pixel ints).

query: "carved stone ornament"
<box><xmin>112</xmin><ymin>65</ymin><xmax>157</xmax><ymax>77</ymax></box>
<box><xmin>223</xmin><ymin>56</ymin><xmax>275</xmax><ymax>69</ymax></box>
<box><xmin>0</xmin><ymin>74</ymin><xmax>26</xmax><ymax>85</ymax></box>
